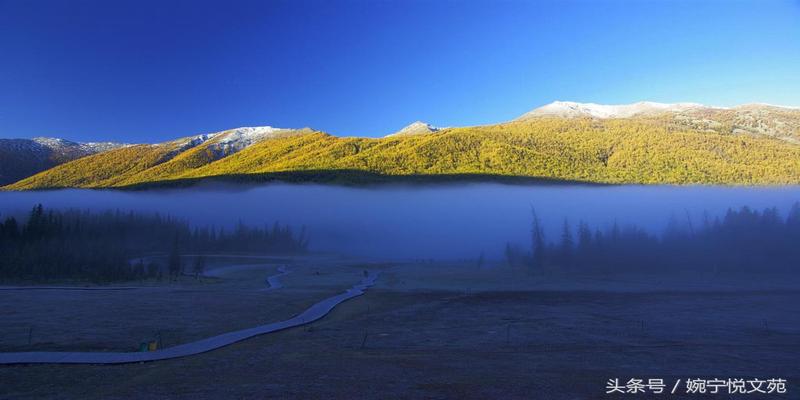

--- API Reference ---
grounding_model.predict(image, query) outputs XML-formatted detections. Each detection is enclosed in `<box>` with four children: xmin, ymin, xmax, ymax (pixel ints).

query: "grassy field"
<box><xmin>0</xmin><ymin>255</ymin><xmax>364</xmax><ymax>353</ymax></box>
<box><xmin>0</xmin><ymin>257</ymin><xmax>798</xmax><ymax>399</ymax></box>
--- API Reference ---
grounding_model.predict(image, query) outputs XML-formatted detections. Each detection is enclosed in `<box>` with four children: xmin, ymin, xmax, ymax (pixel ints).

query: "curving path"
<box><xmin>0</xmin><ymin>271</ymin><xmax>379</xmax><ymax>365</ymax></box>
<box><xmin>202</xmin><ymin>263</ymin><xmax>290</xmax><ymax>290</ymax></box>
<box><xmin>263</xmin><ymin>265</ymin><xmax>290</xmax><ymax>291</ymax></box>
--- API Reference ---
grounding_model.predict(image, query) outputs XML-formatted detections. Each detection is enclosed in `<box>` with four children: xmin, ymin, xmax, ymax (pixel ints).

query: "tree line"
<box><xmin>0</xmin><ymin>205</ymin><xmax>309</xmax><ymax>283</ymax></box>
<box><xmin>506</xmin><ymin>203</ymin><xmax>800</xmax><ymax>275</ymax></box>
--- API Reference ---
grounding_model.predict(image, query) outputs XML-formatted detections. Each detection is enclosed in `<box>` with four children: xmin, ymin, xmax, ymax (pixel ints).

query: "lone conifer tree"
<box><xmin>560</xmin><ymin>219</ymin><xmax>574</xmax><ymax>268</ymax></box>
<box><xmin>168</xmin><ymin>234</ymin><xmax>182</xmax><ymax>281</ymax></box>
<box><xmin>531</xmin><ymin>207</ymin><xmax>546</xmax><ymax>272</ymax></box>
<box><xmin>193</xmin><ymin>255</ymin><xmax>206</xmax><ymax>279</ymax></box>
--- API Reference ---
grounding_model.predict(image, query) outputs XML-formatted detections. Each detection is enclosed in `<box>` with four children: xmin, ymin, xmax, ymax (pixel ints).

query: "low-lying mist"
<box><xmin>2</xmin><ymin>183</ymin><xmax>800</xmax><ymax>259</ymax></box>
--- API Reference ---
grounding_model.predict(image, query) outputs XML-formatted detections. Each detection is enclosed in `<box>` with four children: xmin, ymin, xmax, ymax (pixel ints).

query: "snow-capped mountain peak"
<box><xmin>209</xmin><ymin>126</ymin><xmax>291</xmax><ymax>155</ymax></box>
<box><xmin>32</xmin><ymin>137</ymin><xmax>78</xmax><ymax>149</ymax></box>
<box><xmin>217</xmin><ymin>126</ymin><xmax>283</xmax><ymax>146</ymax></box>
<box><xmin>168</xmin><ymin>126</ymin><xmax>306</xmax><ymax>156</ymax></box>
<box><xmin>520</xmin><ymin>101</ymin><xmax>717</xmax><ymax>119</ymax></box>
<box><xmin>30</xmin><ymin>136</ymin><xmax>128</xmax><ymax>152</ymax></box>
<box><xmin>387</xmin><ymin>121</ymin><xmax>442</xmax><ymax>137</ymax></box>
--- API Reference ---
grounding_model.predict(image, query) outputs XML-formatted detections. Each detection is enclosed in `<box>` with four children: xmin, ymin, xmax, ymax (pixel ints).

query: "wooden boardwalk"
<box><xmin>0</xmin><ymin>269</ymin><xmax>378</xmax><ymax>365</ymax></box>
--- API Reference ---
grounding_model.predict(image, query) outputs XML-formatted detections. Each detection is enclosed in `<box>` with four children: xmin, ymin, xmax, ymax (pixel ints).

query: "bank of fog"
<box><xmin>1</xmin><ymin>183</ymin><xmax>800</xmax><ymax>262</ymax></box>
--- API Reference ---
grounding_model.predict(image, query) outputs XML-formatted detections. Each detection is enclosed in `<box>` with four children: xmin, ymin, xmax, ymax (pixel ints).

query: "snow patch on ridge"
<box><xmin>522</xmin><ymin>101</ymin><xmax>722</xmax><ymax>119</ymax></box>
<box><xmin>31</xmin><ymin>137</ymin><xmax>127</xmax><ymax>153</ymax></box>
<box><xmin>386</xmin><ymin>121</ymin><xmax>443</xmax><ymax>137</ymax></box>
<box><xmin>79</xmin><ymin>142</ymin><xmax>129</xmax><ymax>152</ymax></box>
<box><xmin>209</xmin><ymin>126</ymin><xmax>290</xmax><ymax>155</ymax></box>
<box><xmin>32</xmin><ymin>137</ymin><xmax>76</xmax><ymax>149</ymax></box>
<box><xmin>167</xmin><ymin>126</ymin><xmax>299</xmax><ymax>157</ymax></box>
<box><xmin>174</xmin><ymin>134</ymin><xmax>216</xmax><ymax>151</ymax></box>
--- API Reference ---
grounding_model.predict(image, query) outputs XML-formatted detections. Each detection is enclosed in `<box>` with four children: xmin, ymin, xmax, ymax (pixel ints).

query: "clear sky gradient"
<box><xmin>1</xmin><ymin>0</ymin><xmax>799</xmax><ymax>142</ymax></box>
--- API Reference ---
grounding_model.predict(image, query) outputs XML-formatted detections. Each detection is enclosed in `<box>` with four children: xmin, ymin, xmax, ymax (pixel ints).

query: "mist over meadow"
<box><xmin>2</xmin><ymin>183</ymin><xmax>800</xmax><ymax>259</ymax></box>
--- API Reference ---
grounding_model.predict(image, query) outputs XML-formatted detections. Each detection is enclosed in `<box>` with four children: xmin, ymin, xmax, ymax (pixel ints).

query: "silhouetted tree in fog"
<box><xmin>168</xmin><ymin>235</ymin><xmax>182</xmax><ymax>281</ymax></box>
<box><xmin>559</xmin><ymin>219</ymin><xmax>574</xmax><ymax>269</ymax></box>
<box><xmin>193</xmin><ymin>255</ymin><xmax>206</xmax><ymax>279</ymax></box>
<box><xmin>504</xmin><ymin>242</ymin><xmax>527</xmax><ymax>269</ymax></box>
<box><xmin>531</xmin><ymin>207</ymin><xmax>546</xmax><ymax>272</ymax></box>
<box><xmin>477</xmin><ymin>251</ymin><xmax>485</xmax><ymax>269</ymax></box>
<box><xmin>576</xmin><ymin>221</ymin><xmax>592</xmax><ymax>267</ymax></box>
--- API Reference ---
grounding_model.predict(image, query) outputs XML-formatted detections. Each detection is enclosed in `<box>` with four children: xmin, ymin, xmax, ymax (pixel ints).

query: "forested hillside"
<box><xmin>5</xmin><ymin>118</ymin><xmax>800</xmax><ymax>189</ymax></box>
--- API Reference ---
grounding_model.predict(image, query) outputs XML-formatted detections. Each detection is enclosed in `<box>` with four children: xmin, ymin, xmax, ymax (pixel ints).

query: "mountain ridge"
<box><xmin>520</xmin><ymin>100</ymin><xmax>800</xmax><ymax>119</ymax></box>
<box><xmin>518</xmin><ymin>101</ymin><xmax>800</xmax><ymax>143</ymax></box>
<box><xmin>0</xmin><ymin>137</ymin><xmax>127</xmax><ymax>186</ymax></box>
<box><xmin>3</xmin><ymin>101</ymin><xmax>800</xmax><ymax>189</ymax></box>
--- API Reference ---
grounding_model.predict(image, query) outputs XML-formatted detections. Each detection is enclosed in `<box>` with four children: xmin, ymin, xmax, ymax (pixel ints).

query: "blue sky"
<box><xmin>1</xmin><ymin>0</ymin><xmax>799</xmax><ymax>142</ymax></box>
